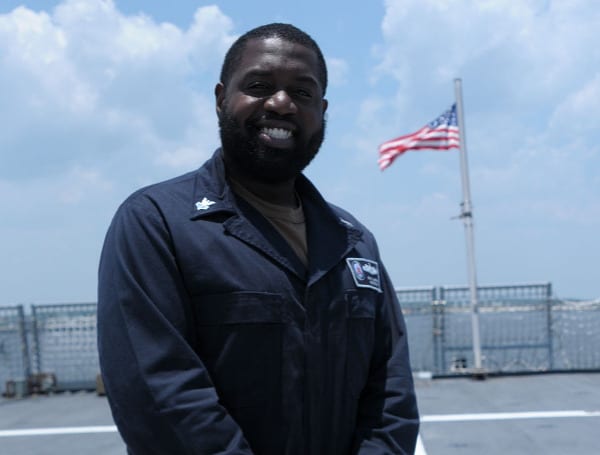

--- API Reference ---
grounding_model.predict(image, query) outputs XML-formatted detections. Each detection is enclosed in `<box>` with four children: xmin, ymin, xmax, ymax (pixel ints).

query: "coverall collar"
<box><xmin>189</xmin><ymin>149</ymin><xmax>363</xmax><ymax>282</ymax></box>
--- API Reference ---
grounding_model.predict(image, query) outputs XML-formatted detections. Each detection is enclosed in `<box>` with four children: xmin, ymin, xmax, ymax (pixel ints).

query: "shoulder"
<box><xmin>126</xmin><ymin>170</ymin><xmax>198</xmax><ymax>207</ymax></box>
<box><xmin>109</xmin><ymin>170</ymin><xmax>200</xmax><ymax>234</ymax></box>
<box><xmin>296</xmin><ymin>174</ymin><xmax>376</xmax><ymax>243</ymax></box>
<box><xmin>327</xmin><ymin>202</ymin><xmax>378</xmax><ymax>246</ymax></box>
<box><xmin>119</xmin><ymin>149</ymin><xmax>225</xmax><ymax>214</ymax></box>
<box><xmin>328</xmin><ymin>202</ymin><xmax>371</xmax><ymax>234</ymax></box>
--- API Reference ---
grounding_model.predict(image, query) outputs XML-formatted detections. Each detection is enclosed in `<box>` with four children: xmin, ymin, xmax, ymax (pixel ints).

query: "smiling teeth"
<box><xmin>262</xmin><ymin>127</ymin><xmax>292</xmax><ymax>139</ymax></box>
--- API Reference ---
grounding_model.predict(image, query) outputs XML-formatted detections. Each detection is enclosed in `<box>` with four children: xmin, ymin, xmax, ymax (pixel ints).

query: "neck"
<box><xmin>226</xmin><ymin>164</ymin><xmax>298</xmax><ymax>208</ymax></box>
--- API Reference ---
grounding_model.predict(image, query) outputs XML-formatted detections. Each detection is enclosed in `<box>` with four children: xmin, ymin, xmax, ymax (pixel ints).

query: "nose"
<box><xmin>264</xmin><ymin>90</ymin><xmax>297</xmax><ymax>115</ymax></box>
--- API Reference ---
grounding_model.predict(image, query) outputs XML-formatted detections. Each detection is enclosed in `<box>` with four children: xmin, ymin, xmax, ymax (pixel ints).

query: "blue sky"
<box><xmin>1</xmin><ymin>0</ymin><xmax>598</xmax><ymax>305</ymax></box>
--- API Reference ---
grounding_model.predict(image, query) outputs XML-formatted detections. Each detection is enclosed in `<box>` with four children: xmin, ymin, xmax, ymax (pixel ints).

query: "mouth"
<box><xmin>257</xmin><ymin>126</ymin><xmax>295</xmax><ymax>148</ymax></box>
<box><xmin>261</xmin><ymin>127</ymin><xmax>292</xmax><ymax>140</ymax></box>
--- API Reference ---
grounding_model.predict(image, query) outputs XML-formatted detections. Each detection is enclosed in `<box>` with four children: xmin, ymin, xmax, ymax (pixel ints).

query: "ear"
<box><xmin>322</xmin><ymin>98</ymin><xmax>328</xmax><ymax>115</ymax></box>
<box><xmin>215</xmin><ymin>82</ymin><xmax>225</xmax><ymax>118</ymax></box>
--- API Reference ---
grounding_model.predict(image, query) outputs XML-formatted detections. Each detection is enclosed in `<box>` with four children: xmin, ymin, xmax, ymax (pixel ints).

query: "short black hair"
<box><xmin>220</xmin><ymin>23</ymin><xmax>328</xmax><ymax>95</ymax></box>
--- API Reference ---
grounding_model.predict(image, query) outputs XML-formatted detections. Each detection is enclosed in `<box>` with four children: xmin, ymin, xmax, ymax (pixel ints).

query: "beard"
<box><xmin>218</xmin><ymin>109</ymin><xmax>326</xmax><ymax>184</ymax></box>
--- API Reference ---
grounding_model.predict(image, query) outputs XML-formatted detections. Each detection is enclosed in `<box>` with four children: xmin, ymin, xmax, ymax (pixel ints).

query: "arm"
<box><xmin>352</xmin><ymin>263</ymin><xmax>420</xmax><ymax>454</ymax></box>
<box><xmin>97</xmin><ymin>195</ymin><xmax>253</xmax><ymax>455</ymax></box>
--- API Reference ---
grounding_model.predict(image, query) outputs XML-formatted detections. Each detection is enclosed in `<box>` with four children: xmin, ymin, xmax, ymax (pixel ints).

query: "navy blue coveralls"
<box><xmin>97</xmin><ymin>149</ymin><xmax>419</xmax><ymax>454</ymax></box>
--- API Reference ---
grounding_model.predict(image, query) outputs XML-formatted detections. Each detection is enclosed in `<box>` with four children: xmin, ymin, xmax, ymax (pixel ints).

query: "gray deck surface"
<box><xmin>0</xmin><ymin>372</ymin><xmax>598</xmax><ymax>454</ymax></box>
<box><xmin>415</xmin><ymin>372</ymin><xmax>600</xmax><ymax>454</ymax></box>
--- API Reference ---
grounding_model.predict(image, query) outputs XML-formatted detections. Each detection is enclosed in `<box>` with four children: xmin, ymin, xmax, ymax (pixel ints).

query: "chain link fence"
<box><xmin>1</xmin><ymin>284</ymin><xmax>599</xmax><ymax>395</ymax></box>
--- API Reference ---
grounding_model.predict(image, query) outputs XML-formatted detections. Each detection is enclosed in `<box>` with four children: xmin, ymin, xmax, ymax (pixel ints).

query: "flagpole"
<box><xmin>454</xmin><ymin>78</ymin><xmax>484</xmax><ymax>375</ymax></box>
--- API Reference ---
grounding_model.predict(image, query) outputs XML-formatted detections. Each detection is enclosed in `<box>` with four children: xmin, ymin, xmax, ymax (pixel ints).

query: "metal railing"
<box><xmin>401</xmin><ymin>283</ymin><xmax>600</xmax><ymax>375</ymax></box>
<box><xmin>0</xmin><ymin>306</ymin><xmax>30</xmax><ymax>390</ymax></box>
<box><xmin>1</xmin><ymin>303</ymin><xmax>98</xmax><ymax>393</ymax></box>
<box><xmin>31</xmin><ymin>303</ymin><xmax>99</xmax><ymax>390</ymax></box>
<box><xmin>1</xmin><ymin>283</ymin><xmax>599</xmax><ymax>394</ymax></box>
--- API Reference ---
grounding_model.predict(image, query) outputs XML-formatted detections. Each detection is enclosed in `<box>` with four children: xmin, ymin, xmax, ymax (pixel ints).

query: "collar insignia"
<box><xmin>339</xmin><ymin>218</ymin><xmax>354</xmax><ymax>228</ymax></box>
<box><xmin>195</xmin><ymin>197</ymin><xmax>216</xmax><ymax>211</ymax></box>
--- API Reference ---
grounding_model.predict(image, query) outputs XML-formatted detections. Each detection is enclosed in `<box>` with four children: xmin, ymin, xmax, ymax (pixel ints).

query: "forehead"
<box><xmin>233</xmin><ymin>37</ymin><xmax>322</xmax><ymax>86</ymax></box>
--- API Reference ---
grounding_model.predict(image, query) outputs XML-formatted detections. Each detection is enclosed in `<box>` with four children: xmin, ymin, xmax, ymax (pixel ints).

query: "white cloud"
<box><xmin>0</xmin><ymin>0</ymin><xmax>236</xmax><ymax>187</ymax></box>
<box><xmin>549</xmin><ymin>73</ymin><xmax>600</xmax><ymax>134</ymax></box>
<box><xmin>376</xmin><ymin>0</ymin><xmax>599</xmax><ymax>104</ymax></box>
<box><xmin>186</xmin><ymin>5</ymin><xmax>236</xmax><ymax>72</ymax></box>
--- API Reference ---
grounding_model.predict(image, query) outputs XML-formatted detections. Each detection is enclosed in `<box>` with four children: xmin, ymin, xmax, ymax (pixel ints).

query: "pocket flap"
<box><xmin>345</xmin><ymin>292</ymin><xmax>376</xmax><ymax>319</ymax></box>
<box><xmin>194</xmin><ymin>292</ymin><xmax>283</xmax><ymax>325</ymax></box>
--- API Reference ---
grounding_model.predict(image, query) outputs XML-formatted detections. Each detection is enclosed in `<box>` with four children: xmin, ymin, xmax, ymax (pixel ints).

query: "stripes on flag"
<box><xmin>378</xmin><ymin>104</ymin><xmax>460</xmax><ymax>171</ymax></box>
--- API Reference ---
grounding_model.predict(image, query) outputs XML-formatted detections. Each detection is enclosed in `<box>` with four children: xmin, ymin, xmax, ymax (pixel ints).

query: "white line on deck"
<box><xmin>1</xmin><ymin>410</ymin><xmax>599</xmax><ymax>438</ymax></box>
<box><xmin>0</xmin><ymin>425</ymin><xmax>117</xmax><ymax>437</ymax></box>
<box><xmin>422</xmin><ymin>409</ymin><xmax>600</xmax><ymax>423</ymax></box>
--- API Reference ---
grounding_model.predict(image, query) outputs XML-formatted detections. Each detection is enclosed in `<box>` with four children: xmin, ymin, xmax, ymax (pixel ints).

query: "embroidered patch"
<box><xmin>346</xmin><ymin>258</ymin><xmax>382</xmax><ymax>292</ymax></box>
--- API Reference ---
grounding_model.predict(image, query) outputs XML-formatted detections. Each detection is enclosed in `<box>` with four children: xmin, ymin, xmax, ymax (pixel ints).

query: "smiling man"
<box><xmin>98</xmin><ymin>23</ymin><xmax>419</xmax><ymax>455</ymax></box>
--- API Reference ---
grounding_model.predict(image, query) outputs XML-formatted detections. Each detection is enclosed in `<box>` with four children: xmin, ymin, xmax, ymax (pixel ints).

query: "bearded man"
<box><xmin>98</xmin><ymin>23</ymin><xmax>419</xmax><ymax>455</ymax></box>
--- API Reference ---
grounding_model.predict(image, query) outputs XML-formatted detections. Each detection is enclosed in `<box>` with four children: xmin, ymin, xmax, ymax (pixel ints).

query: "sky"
<box><xmin>0</xmin><ymin>0</ymin><xmax>598</xmax><ymax>306</ymax></box>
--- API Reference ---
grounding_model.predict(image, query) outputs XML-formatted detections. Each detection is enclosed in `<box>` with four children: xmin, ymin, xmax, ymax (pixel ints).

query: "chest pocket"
<box><xmin>192</xmin><ymin>292</ymin><xmax>283</xmax><ymax>408</ymax></box>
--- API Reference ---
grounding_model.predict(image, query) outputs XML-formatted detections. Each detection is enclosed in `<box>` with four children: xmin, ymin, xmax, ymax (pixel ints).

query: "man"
<box><xmin>98</xmin><ymin>23</ymin><xmax>419</xmax><ymax>454</ymax></box>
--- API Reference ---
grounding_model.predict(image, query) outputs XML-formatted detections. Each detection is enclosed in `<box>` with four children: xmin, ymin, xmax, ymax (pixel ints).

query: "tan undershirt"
<box><xmin>228</xmin><ymin>178</ymin><xmax>308</xmax><ymax>267</ymax></box>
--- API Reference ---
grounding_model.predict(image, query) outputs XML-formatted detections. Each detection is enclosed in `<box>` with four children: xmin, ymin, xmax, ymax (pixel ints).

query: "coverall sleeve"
<box><xmin>352</xmin><ymin>261</ymin><xmax>420</xmax><ymax>454</ymax></box>
<box><xmin>97</xmin><ymin>196</ymin><xmax>253</xmax><ymax>454</ymax></box>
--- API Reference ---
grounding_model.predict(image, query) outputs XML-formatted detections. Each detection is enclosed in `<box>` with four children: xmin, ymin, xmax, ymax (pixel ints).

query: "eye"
<box><xmin>294</xmin><ymin>87</ymin><xmax>313</xmax><ymax>98</ymax></box>
<box><xmin>245</xmin><ymin>81</ymin><xmax>272</xmax><ymax>95</ymax></box>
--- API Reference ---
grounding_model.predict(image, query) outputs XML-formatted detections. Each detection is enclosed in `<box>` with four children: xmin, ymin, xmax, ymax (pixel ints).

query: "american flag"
<box><xmin>378</xmin><ymin>104</ymin><xmax>460</xmax><ymax>171</ymax></box>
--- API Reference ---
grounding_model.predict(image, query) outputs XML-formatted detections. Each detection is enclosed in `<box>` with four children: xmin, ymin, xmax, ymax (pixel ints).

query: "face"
<box><xmin>216</xmin><ymin>37</ymin><xmax>328</xmax><ymax>184</ymax></box>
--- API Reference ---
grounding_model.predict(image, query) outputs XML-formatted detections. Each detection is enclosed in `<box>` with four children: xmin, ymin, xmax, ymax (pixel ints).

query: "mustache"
<box><xmin>247</xmin><ymin>112</ymin><xmax>298</xmax><ymax>127</ymax></box>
